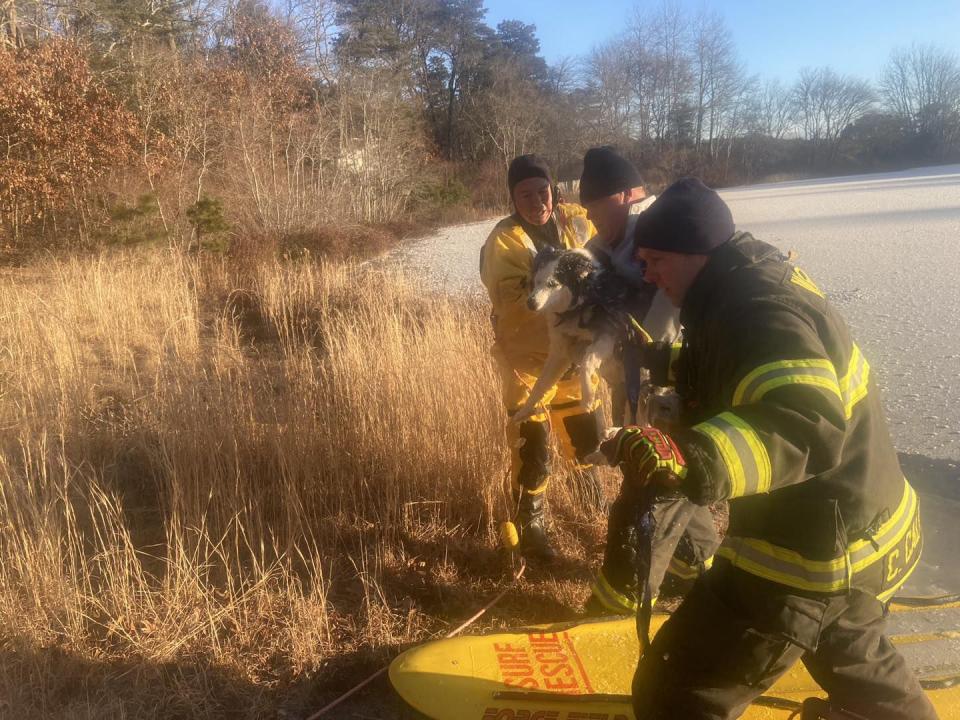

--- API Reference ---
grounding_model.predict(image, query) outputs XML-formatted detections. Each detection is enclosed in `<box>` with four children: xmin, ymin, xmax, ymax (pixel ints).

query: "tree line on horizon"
<box><xmin>1</xmin><ymin>0</ymin><xmax>959</xmax><ymax>248</ymax></box>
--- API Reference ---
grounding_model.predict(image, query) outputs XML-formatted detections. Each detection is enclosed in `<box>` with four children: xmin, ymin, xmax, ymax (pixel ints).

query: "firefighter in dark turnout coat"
<box><xmin>597</xmin><ymin>178</ymin><xmax>936</xmax><ymax>720</ymax></box>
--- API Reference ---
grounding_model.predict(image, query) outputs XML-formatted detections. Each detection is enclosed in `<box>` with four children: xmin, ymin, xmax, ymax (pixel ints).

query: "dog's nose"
<box><xmin>527</xmin><ymin>296</ymin><xmax>538</xmax><ymax>310</ymax></box>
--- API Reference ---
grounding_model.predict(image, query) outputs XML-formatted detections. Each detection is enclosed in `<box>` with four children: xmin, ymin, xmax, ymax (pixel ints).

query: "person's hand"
<box><xmin>596</xmin><ymin>426</ymin><xmax>687</xmax><ymax>487</ymax></box>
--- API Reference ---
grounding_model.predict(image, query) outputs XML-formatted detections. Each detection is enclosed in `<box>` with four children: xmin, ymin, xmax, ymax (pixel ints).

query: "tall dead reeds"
<box><xmin>0</xmin><ymin>248</ymin><xmax>604</xmax><ymax>717</ymax></box>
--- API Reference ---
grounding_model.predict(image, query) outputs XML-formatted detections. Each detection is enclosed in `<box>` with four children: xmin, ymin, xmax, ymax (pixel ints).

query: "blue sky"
<box><xmin>482</xmin><ymin>0</ymin><xmax>960</xmax><ymax>84</ymax></box>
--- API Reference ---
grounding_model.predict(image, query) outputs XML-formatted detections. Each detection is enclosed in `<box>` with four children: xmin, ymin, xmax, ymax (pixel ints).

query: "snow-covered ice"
<box><xmin>725</xmin><ymin>166</ymin><xmax>960</xmax><ymax>465</ymax></box>
<box><xmin>392</xmin><ymin>165</ymin><xmax>960</xmax><ymax>467</ymax></box>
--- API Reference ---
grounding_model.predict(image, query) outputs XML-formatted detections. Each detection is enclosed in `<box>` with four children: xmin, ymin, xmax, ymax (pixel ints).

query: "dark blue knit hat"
<box><xmin>579</xmin><ymin>146</ymin><xmax>644</xmax><ymax>204</ymax></box>
<box><xmin>633</xmin><ymin>177</ymin><xmax>735</xmax><ymax>254</ymax></box>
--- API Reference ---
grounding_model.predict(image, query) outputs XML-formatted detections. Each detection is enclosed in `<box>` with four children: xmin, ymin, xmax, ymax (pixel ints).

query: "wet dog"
<box><xmin>511</xmin><ymin>246</ymin><xmax>652</xmax><ymax>426</ymax></box>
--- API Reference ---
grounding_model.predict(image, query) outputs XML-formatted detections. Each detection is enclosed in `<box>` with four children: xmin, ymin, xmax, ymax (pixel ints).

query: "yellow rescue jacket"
<box><xmin>480</xmin><ymin>204</ymin><xmax>596</xmax><ymax>376</ymax></box>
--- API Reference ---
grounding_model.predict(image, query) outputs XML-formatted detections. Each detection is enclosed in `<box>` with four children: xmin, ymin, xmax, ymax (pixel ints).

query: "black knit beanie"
<box><xmin>579</xmin><ymin>146</ymin><xmax>644</xmax><ymax>204</ymax></box>
<box><xmin>507</xmin><ymin>154</ymin><xmax>553</xmax><ymax>197</ymax></box>
<box><xmin>633</xmin><ymin>177</ymin><xmax>735</xmax><ymax>254</ymax></box>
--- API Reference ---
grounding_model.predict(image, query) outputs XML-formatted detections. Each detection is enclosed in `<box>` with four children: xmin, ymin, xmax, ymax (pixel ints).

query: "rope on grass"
<box><xmin>305</xmin><ymin>558</ymin><xmax>527</xmax><ymax>720</ymax></box>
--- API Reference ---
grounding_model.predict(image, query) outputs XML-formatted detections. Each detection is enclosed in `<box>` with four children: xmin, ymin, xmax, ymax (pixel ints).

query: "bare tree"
<box><xmin>881</xmin><ymin>43</ymin><xmax>960</xmax><ymax>152</ymax></box>
<box><xmin>2</xmin><ymin>0</ymin><xmax>60</xmax><ymax>46</ymax></box>
<box><xmin>690</xmin><ymin>9</ymin><xmax>742</xmax><ymax>157</ymax></box>
<box><xmin>715</xmin><ymin>73</ymin><xmax>756</xmax><ymax>171</ymax></box>
<box><xmin>1</xmin><ymin>1</ymin><xmax>20</xmax><ymax>47</ymax></box>
<box><xmin>624</xmin><ymin>18</ymin><xmax>653</xmax><ymax>142</ymax></box>
<box><xmin>546</xmin><ymin>54</ymin><xmax>578</xmax><ymax>95</ymax></box>
<box><xmin>750</xmin><ymin>78</ymin><xmax>795</xmax><ymax>140</ymax></box>
<box><xmin>793</xmin><ymin>66</ymin><xmax>875</xmax><ymax>162</ymax></box>
<box><xmin>282</xmin><ymin>0</ymin><xmax>339</xmax><ymax>84</ymax></box>
<box><xmin>583</xmin><ymin>35</ymin><xmax>635</xmax><ymax>143</ymax></box>
<box><xmin>628</xmin><ymin>1</ymin><xmax>693</xmax><ymax>155</ymax></box>
<box><xmin>465</xmin><ymin>59</ymin><xmax>544</xmax><ymax>175</ymax></box>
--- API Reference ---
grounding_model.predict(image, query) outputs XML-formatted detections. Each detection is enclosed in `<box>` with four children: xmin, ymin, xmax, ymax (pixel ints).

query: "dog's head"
<box><xmin>527</xmin><ymin>248</ymin><xmax>599</xmax><ymax>313</ymax></box>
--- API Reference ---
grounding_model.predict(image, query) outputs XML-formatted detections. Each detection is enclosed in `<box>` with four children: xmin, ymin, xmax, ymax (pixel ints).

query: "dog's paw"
<box><xmin>583</xmin><ymin>426</ymin><xmax>622</xmax><ymax>466</ymax></box>
<box><xmin>510</xmin><ymin>407</ymin><xmax>535</xmax><ymax>425</ymax></box>
<box><xmin>601</xmin><ymin>426</ymin><xmax>622</xmax><ymax>441</ymax></box>
<box><xmin>584</xmin><ymin>449</ymin><xmax>612</xmax><ymax>466</ymax></box>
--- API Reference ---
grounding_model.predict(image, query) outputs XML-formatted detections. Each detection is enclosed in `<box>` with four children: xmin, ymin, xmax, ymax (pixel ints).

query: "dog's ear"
<box><xmin>538</xmin><ymin>245</ymin><xmax>562</xmax><ymax>259</ymax></box>
<box><xmin>574</xmin><ymin>250</ymin><xmax>598</xmax><ymax>280</ymax></box>
<box><xmin>532</xmin><ymin>244</ymin><xmax>561</xmax><ymax>273</ymax></box>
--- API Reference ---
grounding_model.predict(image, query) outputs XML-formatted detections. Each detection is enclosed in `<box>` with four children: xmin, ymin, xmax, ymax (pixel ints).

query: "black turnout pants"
<box><xmin>600</xmin><ymin>485</ymin><xmax>721</xmax><ymax>605</ymax></box>
<box><xmin>632</xmin><ymin>560</ymin><xmax>938</xmax><ymax>720</ymax></box>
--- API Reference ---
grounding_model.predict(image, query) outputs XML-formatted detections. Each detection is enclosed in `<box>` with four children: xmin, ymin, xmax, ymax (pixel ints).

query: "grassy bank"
<box><xmin>0</xmin><ymin>249</ymin><xmax>610</xmax><ymax>718</ymax></box>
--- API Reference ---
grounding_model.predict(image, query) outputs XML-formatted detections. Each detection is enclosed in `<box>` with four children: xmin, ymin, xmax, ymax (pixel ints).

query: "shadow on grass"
<box><xmin>377</xmin><ymin>528</ymin><xmax>595</xmax><ymax>626</ymax></box>
<box><xmin>0</xmin><ymin>639</ymin><xmax>419</xmax><ymax>720</ymax></box>
<box><xmin>0</xmin><ymin>643</ymin><xmax>276</xmax><ymax>720</ymax></box>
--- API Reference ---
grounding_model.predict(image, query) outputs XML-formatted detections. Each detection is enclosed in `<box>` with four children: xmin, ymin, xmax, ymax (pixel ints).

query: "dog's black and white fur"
<box><xmin>512</xmin><ymin>246</ymin><xmax>649</xmax><ymax>425</ymax></box>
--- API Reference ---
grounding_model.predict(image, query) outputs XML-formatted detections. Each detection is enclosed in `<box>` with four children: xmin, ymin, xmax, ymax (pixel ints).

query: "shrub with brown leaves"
<box><xmin>0</xmin><ymin>40</ymin><xmax>137</xmax><ymax>241</ymax></box>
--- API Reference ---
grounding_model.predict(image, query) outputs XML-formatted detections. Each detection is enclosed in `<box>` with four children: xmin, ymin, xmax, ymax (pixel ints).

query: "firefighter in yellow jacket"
<box><xmin>480</xmin><ymin>154</ymin><xmax>600</xmax><ymax>561</ymax></box>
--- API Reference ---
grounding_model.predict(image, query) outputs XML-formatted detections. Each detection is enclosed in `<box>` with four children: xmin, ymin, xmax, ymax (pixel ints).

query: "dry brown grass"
<box><xmin>0</xmin><ymin>248</ymin><xmax>611</xmax><ymax>718</ymax></box>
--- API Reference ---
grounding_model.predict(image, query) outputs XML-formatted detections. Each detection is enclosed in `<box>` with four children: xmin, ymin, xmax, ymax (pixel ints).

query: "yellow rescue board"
<box><xmin>390</xmin><ymin>603</ymin><xmax>960</xmax><ymax>719</ymax></box>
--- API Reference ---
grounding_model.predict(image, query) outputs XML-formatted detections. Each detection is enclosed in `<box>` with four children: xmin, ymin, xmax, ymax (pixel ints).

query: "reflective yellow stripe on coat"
<box><xmin>667</xmin><ymin>342</ymin><xmax>683</xmax><ymax>384</ymax></box>
<box><xmin>733</xmin><ymin>358</ymin><xmax>842</xmax><ymax>406</ymax></box>
<box><xmin>708</xmin><ymin>351</ymin><xmax>871</xmax><ymax>500</ymax></box>
<box><xmin>731</xmin><ymin>350</ymin><xmax>869</xmax><ymax>420</ymax></box>
<box><xmin>718</xmin><ymin>480</ymin><xmax>919</xmax><ymax>597</ymax></box>
<box><xmin>839</xmin><ymin>343</ymin><xmax>871</xmax><ymax>419</ymax></box>
<box><xmin>666</xmin><ymin>554</ymin><xmax>713</xmax><ymax>581</ymax></box>
<box><xmin>693</xmin><ymin>412</ymin><xmax>772</xmax><ymax>498</ymax></box>
<box><xmin>790</xmin><ymin>266</ymin><xmax>825</xmax><ymax>298</ymax></box>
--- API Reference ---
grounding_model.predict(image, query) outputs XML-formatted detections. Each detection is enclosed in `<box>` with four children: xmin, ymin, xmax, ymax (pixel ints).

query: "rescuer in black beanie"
<box><xmin>479</xmin><ymin>152</ymin><xmax>604</xmax><ymax>564</ymax></box>
<box><xmin>507</xmin><ymin>154</ymin><xmax>553</xmax><ymax>198</ymax></box>
<box><xmin>633</xmin><ymin>177</ymin><xmax>735</xmax><ymax>255</ymax></box>
<box><xmin>579</xmin><ymin>146</ymin><xmax>645</xmax><ymax>204</ymax></box>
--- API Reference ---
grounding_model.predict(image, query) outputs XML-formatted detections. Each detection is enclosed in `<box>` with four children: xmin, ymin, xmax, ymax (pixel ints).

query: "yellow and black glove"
<box><xmin>598</xmin><ymin>426</ymin><xmax>687</xmax><ymax>487</ymax></box>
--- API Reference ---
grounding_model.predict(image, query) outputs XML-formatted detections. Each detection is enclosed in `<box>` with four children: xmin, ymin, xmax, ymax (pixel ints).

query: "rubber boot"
<box><xmin>582</xmin><ymin>592</ymin><xmax>630</xmax><ymax>618</ymax></box>
<box><xmin>515</xmin><ymin>491</ymin><xmax>557</xmax><ymax>563</ymax></box>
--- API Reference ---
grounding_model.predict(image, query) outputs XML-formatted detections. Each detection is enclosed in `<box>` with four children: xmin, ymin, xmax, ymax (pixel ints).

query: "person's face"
<box><xmin>513</xmin><ymin>177</ymin><xmax>553</xmax><ymax>226</ymax></box>
<box><xmin>584</xmin><ymin>192</ymin><xmax>628</xmax><ymax>239</ymax></box>
<box><xmin>636</xmin><ymin>248</ymin><xmax>709</xmax><ymax>307</ymax></box>
<box><xmin>584</xmin><ymin>187</ymin><xmax>646</xmax><ymax>240</ymax></box>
